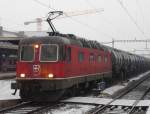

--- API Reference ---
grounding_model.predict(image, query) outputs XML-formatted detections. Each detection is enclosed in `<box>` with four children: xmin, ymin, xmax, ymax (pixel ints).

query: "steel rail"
<box><xmin>91</xmin><ymin>72</ymin><xmax>150</xmax><ymax>114</ymax></box>
<box><xmin>28</xmin><ymin>102</ymin><xmax>65</xmax><ymax>114</ymax></box>
<box><xmin>127</xmin><ymin>84</ymin><xmax>150</xmax><ymax>114</ymax></box>
<box><xmin>0</xmin><ymin>101</ymin><xmax>65</xmax><ymax>114</ymax></box>
<box><xmin>0</xmin><ymin>101</ymin><xmax>32</xmax><ymax>113</ymax></box>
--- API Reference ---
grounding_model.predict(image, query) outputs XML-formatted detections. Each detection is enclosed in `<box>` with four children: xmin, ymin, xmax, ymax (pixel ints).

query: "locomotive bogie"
<box><xmin>15</xmin><ymin>72</ymin><xmax>112</xmax><ymax>91</ymax></box>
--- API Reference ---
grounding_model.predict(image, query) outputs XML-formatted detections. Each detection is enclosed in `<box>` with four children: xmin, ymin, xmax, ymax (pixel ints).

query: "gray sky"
<box><xmin>0</xmin><ymin>0</ymin><xmax>150</xmax><ymax>55</ymax></box>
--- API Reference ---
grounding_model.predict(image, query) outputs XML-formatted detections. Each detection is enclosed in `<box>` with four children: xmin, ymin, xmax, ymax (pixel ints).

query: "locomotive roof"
<box><xmin>19</xmin><ymin>34</ymin><xmax>150</xmax><ymax>60</ymax></box>
<box><xmin>19</xmin><ymin>36</ymin><xmax>82</xmax><ymax>47</ymax></box>
<box><xmin>19</xmin><ymin>34</ymin><xmax>105</xmax><ymax>50</ymax></box>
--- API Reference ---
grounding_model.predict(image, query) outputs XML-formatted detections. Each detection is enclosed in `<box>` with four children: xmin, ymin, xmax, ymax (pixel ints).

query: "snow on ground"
<box><xmin>129</xmin><ymin>71</ymin><xmax>150</xmax><ymax>82</ymax></box>
<box><xmin>102</xmin><ymin>84</ymin><xmax>126</xmax><ymax>96</ymax></box>
<box><xmin>0</xmin><ymin>80</ymin><xmax>20</xmax><ymax>100</ymax></box>
<box><xmin>47</xmin><ymin>104</ymin><xmax>95</xmax><ymax>114</ymax></box>
<box><xmin>102</xmin><ymin>71</ymin><xmax>150</xmax><ymax>96</ymax></box>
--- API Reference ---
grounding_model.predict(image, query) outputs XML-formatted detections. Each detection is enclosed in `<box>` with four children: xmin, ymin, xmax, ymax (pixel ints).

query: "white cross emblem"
<box><xmin>33</xmin><ymin>65</ymin><xmax>40</xmax><ymax>72</ymax></box>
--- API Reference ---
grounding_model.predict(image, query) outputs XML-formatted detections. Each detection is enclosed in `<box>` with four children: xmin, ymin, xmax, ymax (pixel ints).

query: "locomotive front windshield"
<box><xmin>20</xmin><ymin>46</ymin><xmax>34</xmax><ymax>61</ymax></box>
<box><xmin>40</xmin><ymin>44</ymin><xmax>58</xmax><ymax>62</ymax></box>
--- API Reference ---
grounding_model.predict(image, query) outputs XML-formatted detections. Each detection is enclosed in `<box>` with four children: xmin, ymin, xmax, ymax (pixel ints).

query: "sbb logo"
<box><xmin>33</xmin><ymin>65</ymin><xmax>40</xmax><ymax>72</ymax></box>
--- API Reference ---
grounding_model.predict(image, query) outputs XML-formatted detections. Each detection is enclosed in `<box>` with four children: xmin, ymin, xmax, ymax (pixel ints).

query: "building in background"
<box><xmin>0</xmin><ymin>26</ymin><xmax>18</xmax><ymax>72</ymax></box>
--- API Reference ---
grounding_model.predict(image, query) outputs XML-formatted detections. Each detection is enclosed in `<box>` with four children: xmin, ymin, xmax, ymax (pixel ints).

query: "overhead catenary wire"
<box><xmin>32</xmin><ymin>0</ymin><xmax>115</xmax><ymax>39</ymax></box>
<box><xmin>33</xmin><ymin>0</ymin><xmax>55</xmax><ymax>10</ymax></box>
<box><xmin>117</xmin><ymin>0</ymin><xmax>146</xmax><ymax>38</ymax></box>
<box><xmin>64</xmin><ymin>13</ymin><xmax>115</xmax><ymax>39</ymax></box>
<box><xmin>84</xmin><ymin>0</ymin><xmax>96</xmax><ymax>9</ymax></box>
<box><xmin>84</xmin><ymin>0</ymin><xmax>149</xmax><ymax>51</ymax></box>
<box><xmin>84</xmin><ymin>0</ymin><xmax>119</xmax><ymax>39</ymax></box>
<box><xmin>136</xmin><ymin>0</ymin><xmax>146</xmax><ymax>34</ymax></box>
<box><xmin>49</xmin><ymin>0</ymin><xmax>51</xmax><ymax>9</ymax></box>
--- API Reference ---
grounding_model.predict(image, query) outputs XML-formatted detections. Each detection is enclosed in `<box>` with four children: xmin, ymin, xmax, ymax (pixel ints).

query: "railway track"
<box><xmin>0</xmin><ymin>101</ymin><xmax>65</xmax><ymax>114</ymax></box>
<box><xmin>1</xmin><ymin>72</ymin><xmax>150</xmax><ymax>114</ymax></box>
<box><xmin>88</xmin><ymin>72</ymin><xmax>150</xmax><ymax>114</ymax></box>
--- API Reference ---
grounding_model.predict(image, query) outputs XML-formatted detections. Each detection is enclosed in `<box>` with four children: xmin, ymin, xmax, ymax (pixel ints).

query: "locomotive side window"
<box><xmin>67</xmin><ymin>47</ymin><xmax>71</xmax><ymax>63</ymax></box>
<box><xmin>98</xmin><ymin>54</ymin><xmax>102</xmax><ymax>63</ymax></box>
<box><xmin>20</xmin><ymin>46</ymin><xmax>34</xmax><ymax>61</ymax></box>
<box><xmin>40</xmin><ymin>44</ymin><xmax>58</xmax><ymax>62</ymax></box>
<box><xmin>78</xmin><ymin>52</ymin><xmax>84</xmax><ymax>62</ymax></box>
<box><xmin>89</xmin><ymin>53</ymin><xmax>94</xmax><ymax>63</ymax></box>
<box><xmin>104</xmin><ymin>53</ymin><xmax>108</xmax><ymax>63</ymax></box>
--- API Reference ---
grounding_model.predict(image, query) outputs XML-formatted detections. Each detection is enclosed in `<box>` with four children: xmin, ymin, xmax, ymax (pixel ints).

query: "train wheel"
<box><xmin>2</xmin><ymin>67</ymin><xmax>7</xmax><ymax>72</ymax></box>
<box><xmin>62</xmin><ymin>86</ymin><xmax>76</xmax><ymax>99</ymax></box>
<box><xmin>40</xmin><ymin>89</ymin><xmax>67</xmax><ymax>101</ymax></box>
<box><xmin>20</xmin><ymin>88</ymin><xmax>29</xmax><ymax>101</ymax></box>
<box><xmin>20</xmin><ymin>88</ymin><xmax>66</xmax><ymax>102</ymax></box>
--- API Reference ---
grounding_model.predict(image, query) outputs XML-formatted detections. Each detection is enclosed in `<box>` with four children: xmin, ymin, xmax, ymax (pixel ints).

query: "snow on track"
<box><xmin>0</xmin><ymin>80</ymin><xmax>19</xmax><ymax>100</ymax></box>
<box><xmin>48</xmin><ymin>104</ymin><xmax>95</xmax><ymax>114</ymax></box>
<box><xmin>102</xmin><ymin>71</ymin><xmax>150</xmax><ymax>96</ymax></box>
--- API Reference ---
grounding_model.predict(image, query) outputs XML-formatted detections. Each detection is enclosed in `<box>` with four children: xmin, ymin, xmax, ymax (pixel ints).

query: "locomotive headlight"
<box><xmin>20</xmin><ymin>73</ymin><xmax>25</xmax><ymax>78</ymax></box>
<box><xmin>34</xmin><ymin>44</ymin><xmax>39</xmax><ymax>48</ymax></box>
<box><xmin>48</xmin><ymin>73</ymin><xmax>53</xmax><ymax>78</ymax></box>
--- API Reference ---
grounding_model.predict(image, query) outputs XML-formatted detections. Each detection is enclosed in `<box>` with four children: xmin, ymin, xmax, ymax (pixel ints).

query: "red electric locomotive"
<box><xmin>14</xmin><ymin>35</ymin><xmax>112</xmax><ymax>101</ymax></box>
<box><xmin>11</xmin><ymin>11</ymin><xmax>150</xmax><ymax>101</ymax></box>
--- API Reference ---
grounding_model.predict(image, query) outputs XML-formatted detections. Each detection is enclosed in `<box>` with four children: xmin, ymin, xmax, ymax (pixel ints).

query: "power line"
<box><xmin>63</xmin><ymin>13</ymin><xmax>114</xmax><ymax>39</ymax></box>
<box><xmin>117</xmin><ymin>0</ymin><xmax>146</xmax><ymax>38</ymax></box>
<box><xmin>136</xmin><ymin>0</ymin><xmax>145</xmax><ymax>34</ymax></box>
<box><xmin>49</xmin><ymin>0</ymin><xmax>51</xmax><ymax>8</ymax></box>
<box><xmin>33</xmin><ymin>0</ymin><xmax>49</xmax><ymax>8</ymax></box>
<box><xmin>84</xmin><ymin>0</ymin><xmax>95</xmax><ymax>9</ymax></box>
<box><xmin>33</xmin><ymin>0</ymin><xmax>55</xmax><ymax>10</ymax></box>
<box><xmin>32</xmin><ymin>0</ymin><xmax>115</xmax><ymax>39</ymax></box>
<box><xmin>84</xmin><ymin>0</ymin><xmax>119</xmax><ymax>39</ymax></box>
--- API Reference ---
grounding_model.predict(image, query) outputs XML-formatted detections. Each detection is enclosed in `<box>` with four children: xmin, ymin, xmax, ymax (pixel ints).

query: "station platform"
<box><xmin>0</xmin><ymin>72</ymin><xmax>15</xmax><ymax>80</ymax></box>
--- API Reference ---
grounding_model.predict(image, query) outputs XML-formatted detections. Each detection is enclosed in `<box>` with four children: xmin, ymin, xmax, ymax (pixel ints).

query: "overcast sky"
<box><xmin>0</xmin><ymin>0</ymin><xmax>150</xmax><ymax>55</ymax></box>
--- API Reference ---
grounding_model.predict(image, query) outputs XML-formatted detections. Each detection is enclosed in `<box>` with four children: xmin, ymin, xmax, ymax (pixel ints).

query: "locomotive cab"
<box><xmin>16</xmin><ymin>38</ymin><xmax>66</xmax><ymax>79</ymax></box>
<box><xmin>11</xmin><ymin>36</ymin><xmax>71</xmax><ymax>100</ymax></box>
